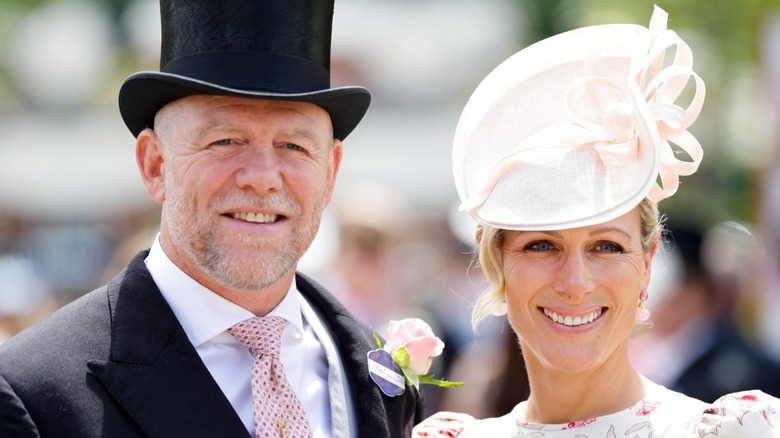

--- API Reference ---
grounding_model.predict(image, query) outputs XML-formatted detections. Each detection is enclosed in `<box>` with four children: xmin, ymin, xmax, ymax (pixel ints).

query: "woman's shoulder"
<box><xmin>686</xmin><ymin>390</ymin><xmax>780</xmax><ymax>437</ymax></box>
<box><xmin>412</xmin><ymin>408</ymin><xmax>518</xmax><ymax>438</ymax></box>
<box><xmin>646</xmin><ymin>379</ymin><xmax>780</xmax><ymax>436</ymax></box>
<box><xmin>413</xmin><ymin>390</ymin><xmax>780</xmax><ymax>437</ymax></box>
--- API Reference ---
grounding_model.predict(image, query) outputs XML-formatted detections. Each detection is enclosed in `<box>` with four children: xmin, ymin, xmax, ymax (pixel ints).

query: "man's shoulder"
<box><xmin>0</xmin><ymin>285</ymin><xmax>112</xmax><ymax>365</ymax></box>
<box><xmin>0</xmin><ymin>251</ymin><xmax>157</xmax><ymax>369</ymax></box>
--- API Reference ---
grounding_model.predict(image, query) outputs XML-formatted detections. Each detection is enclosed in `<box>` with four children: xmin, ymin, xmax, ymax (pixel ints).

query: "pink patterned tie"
<box><xmin>228</xmin><ymin>316</ymin><xmax>313</xmax><ymax>438</ymax></box>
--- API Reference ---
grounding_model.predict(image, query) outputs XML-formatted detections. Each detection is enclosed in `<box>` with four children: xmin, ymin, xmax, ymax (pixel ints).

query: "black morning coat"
<box><xmin>0</xmin><ymin>250</ymin><xmax>422</xmax><ymax>437</ymax></box>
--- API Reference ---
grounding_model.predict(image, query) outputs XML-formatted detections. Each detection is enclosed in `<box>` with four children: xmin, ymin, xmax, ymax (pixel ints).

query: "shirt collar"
<box><xmin>144</xmin><ymin>235</ymin><xmax>305</xmax><ymax>347</ymax></box>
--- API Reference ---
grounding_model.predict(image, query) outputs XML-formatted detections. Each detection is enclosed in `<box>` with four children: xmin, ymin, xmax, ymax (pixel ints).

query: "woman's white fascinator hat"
<box><xmin>454</xmin><ymin>6</ymin><xmax>705</xmax><ymax>231</ymax></box>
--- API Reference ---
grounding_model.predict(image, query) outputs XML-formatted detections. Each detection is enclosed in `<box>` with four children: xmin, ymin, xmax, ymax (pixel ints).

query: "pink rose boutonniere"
<box><xmin>370</xmin><ymin>318</ymin><xmax>464</xmax><ymax>394</ymax></box>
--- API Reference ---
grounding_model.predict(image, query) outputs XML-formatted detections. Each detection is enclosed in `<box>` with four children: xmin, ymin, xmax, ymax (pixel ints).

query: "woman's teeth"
<box><xmin>543</xmin><ymin>308</ymin><xmax>602</xmax><ymax>326</ymax></box>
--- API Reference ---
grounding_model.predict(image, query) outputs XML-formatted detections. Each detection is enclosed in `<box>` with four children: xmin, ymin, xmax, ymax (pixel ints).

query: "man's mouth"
<box><xmin>543</xmin><ymin>308</ymin><xmax>603</xmax><ymax>327</ymax></box>
<box><xmin>230</xmin><ymin>212</ymin><xmax>280</xmax><ymax>223</ymax></box>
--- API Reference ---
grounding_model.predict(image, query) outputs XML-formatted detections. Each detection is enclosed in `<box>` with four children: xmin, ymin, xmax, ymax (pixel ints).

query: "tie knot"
<box><xmin>228</xmin><ymin>316</ymin><xmax>286</xmax><ymax>359</ymax></box>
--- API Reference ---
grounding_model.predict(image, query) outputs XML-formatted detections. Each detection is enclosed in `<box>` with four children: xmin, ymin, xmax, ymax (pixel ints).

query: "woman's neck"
<box><xmin>520</xmin><ymin>352</ymin><xmax>646</xmax><ymax>424</ymax></box>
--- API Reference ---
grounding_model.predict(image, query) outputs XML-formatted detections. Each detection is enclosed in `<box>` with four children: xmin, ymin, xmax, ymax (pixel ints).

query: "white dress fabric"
<box><xmin>414</xmin><ymin>379</ymin><xmax>780</xmax><ymax>437</ymax></box>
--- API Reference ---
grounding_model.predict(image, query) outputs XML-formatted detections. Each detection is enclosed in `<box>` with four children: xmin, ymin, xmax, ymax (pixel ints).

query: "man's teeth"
<box><xmin>543</xmin><ymin>308</ymin><xmax>602</xmax><ymax>326</ymax></box>
<box><xmin>231</xmin><ymin>212</ymin><xmax>278</xmax><ymax>223</ymax></box>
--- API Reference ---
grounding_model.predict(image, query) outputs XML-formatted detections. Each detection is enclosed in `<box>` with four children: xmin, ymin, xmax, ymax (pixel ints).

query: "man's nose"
<box><xmin>234</xmin><ymin>146</ymin><xmax>283</xmax><ymax>193</ymax></box>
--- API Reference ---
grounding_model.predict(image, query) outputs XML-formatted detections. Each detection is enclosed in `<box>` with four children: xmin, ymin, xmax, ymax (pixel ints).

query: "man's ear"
<box><xmin>136</xmin><ymin>128</ymin><xmax>166</xmax><ymax>203</ymax></box>
<box><xmin>323</xmin><ymin>138</ymin><xmax>343</xmax><ymax>207</ymax></box>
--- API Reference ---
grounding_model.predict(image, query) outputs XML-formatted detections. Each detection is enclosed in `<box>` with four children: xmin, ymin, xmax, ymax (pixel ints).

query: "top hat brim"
<box><xmin>119</xmin><ymin>71</ymin><xmax>371</xmax><ymax>140</ymax></box>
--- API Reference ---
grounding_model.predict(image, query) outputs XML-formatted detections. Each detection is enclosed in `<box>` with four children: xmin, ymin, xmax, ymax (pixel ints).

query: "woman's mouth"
<box><xmin>543</xmin><ymin>308</ymin><xmax>603</xmax><ymax>327</ymax></box>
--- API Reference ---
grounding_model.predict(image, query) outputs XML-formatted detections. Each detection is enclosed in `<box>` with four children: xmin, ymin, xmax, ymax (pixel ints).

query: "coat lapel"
<box><xmin>296</xmin><ymin>273</ymin><xmax>421</xmax><ymax>438</ymax></box>
<box><xmin>87</xmin><ymin>251</ymin><xmax>249</xmax><ymax>438</ymax></box>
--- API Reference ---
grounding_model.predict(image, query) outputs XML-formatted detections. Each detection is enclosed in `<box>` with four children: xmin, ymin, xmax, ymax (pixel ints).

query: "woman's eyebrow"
<box><xmin>588</xmin><ymin>227</ymin><xmax>631</xmax><ymax>239</ymax></box>
<box><xmin>515</xmin><ymin>230</ymin><xmax>563</xmax><ymax>238</ymax></box>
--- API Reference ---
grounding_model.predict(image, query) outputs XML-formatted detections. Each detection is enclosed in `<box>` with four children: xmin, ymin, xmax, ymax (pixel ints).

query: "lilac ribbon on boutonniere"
<box><xmin>367</xmin><ymin>348</ymin><xmax>406</xmax><ymax>397</ymax></box>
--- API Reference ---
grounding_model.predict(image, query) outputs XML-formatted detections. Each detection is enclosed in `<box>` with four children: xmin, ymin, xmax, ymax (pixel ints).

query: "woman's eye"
<box><xmin>213</xmin><ymin>139</ymin><xmax>233</xmax><ymax>145</ymax></box>
<box><xmin>525</xmin><ymin>241</ymin><xmax>554</xmax><ymax>251</ymax></box>
<box><xmin>595</xmin><ymin>242</ymin><xmax>624</xmax><ymax>253</ymax></box>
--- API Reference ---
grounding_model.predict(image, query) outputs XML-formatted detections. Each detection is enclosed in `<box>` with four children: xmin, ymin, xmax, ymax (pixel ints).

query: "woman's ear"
<box><xmin>650</xmin><ymin>235</ymin><xmax>659</xmax><ymax>258</ymax></box>
<box><xmin>136</xmin><ymin>128</ymin><xmax>166</xmax><ymax>203</ymax></box>
<box><xmin>641</xmin><ymin>235</ymin><xmax>660</xmax><ymax>291</ymax></box>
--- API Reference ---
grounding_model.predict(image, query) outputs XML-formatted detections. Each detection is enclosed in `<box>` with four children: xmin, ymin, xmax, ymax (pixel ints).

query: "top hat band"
<box><xmin>163</xmin><ymin>51</ymin><xmax>331</xmax><ymax>93</ymax></box>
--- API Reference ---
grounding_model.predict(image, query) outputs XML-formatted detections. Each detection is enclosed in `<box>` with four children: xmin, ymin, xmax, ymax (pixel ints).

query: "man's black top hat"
<box><xmin>118</xmin><ymin>0</ymin><xmax>370</xmax><ymax>140</ymax></box>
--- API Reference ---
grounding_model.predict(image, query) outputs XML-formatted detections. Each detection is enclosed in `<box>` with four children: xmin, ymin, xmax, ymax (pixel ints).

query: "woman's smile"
<box><xmin>542</xmin><ymin>307</ymin><xmax>604</xmax><ymax>327</ymax></box>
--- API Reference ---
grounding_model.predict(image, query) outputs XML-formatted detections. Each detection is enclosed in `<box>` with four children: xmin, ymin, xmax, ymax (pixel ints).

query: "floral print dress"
<box><xmin>414</xmin><ymin>379</ymin><xmax>780</xmax><ymax>437</ymax></box>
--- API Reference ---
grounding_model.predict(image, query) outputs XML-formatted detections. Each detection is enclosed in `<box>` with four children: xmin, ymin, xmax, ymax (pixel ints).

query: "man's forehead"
<box><xmin>161</xmin><ymin>95</ymin><xmax>329</xmax><ymax>117</ymax></box>
<box><xmin>155</xmin><ymin>95</ymin><xmax>334</xmax><ymax>140</ymax></box>
<box><xmin>157</xmin><ymin>95</ymin><xmax>331</xmax><ymax>134</ymax></box>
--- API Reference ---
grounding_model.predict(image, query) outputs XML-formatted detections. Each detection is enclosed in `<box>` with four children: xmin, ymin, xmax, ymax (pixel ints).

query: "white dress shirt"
<box><xmin>145</xmin><ymin>237</ymin><xmax>332</xmax><ymax>437</ymax></box>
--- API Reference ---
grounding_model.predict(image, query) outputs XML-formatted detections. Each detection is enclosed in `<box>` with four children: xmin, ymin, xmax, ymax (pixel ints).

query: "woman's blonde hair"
<box><xmin>471</xmin><ymin>198</ymin><xmax>662</xmax><ymax>329</ymax></box>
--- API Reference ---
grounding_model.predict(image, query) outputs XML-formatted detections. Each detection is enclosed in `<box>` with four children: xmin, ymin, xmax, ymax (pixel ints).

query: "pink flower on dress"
<box><xmin>384</xmin><ymin>318</ymin><xmax>445</xmax><ymax>375</ymax></box>
<box><xmin>566</xmin><ymin>418</ymin><xmax>596</xmax><ymax>429</ymax></box>
<box><xmin>737</xmin><ymin>394</ymin><xmax>758</xmax><ymax>403</ymax></box>
<box><xmin>636</xmin><ymin>401</ymin><xmax>661</xmax><ymax>416</ymax></box>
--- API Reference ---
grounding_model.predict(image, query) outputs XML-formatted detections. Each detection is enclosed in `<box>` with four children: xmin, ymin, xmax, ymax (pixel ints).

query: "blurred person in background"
<box><xmin>434</xmin><ymin>208</ymin><xmax>530</xmax><ymax>419</ymax></box>
<box><xmin>0</xmin><ymin>255</ymin><xmax>56</xmax><ymax>344</ymax></box>
<box><xmin>320</xmin><ymin>182</ymin><xmax>415</xmax><ymax>331</ymax></box>
<box><xmin>631</xmin><ymin>223</ymin><xmax>780</xmax><ymax>402</ymax></box>
<box><xmin>757</xmin><ymin>9</ymin><xmax>780</xmax><ymax>372</ymax></box>
<box><xmin>320</xmin><ymin>183</ymin><xmax>471</xmax><ymax>419</ymax></box>
<box><xmin>414</xmin><ymin>6</ymin><xmax>780</xmax><ymax>437</ymax></box>
<box><xmin>0</xmin><ymin>1</ymin><xmax>422</xmax><ymax>437</ymax></box>
<box><xmin>436</xmin><ymin>323</ymin><xmax>530</xmax><ymax>420</ymax></box>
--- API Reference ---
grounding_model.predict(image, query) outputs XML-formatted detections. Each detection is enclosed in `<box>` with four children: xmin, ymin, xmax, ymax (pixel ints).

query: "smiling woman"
<box><xmin>414</xmin><ymin>5</ymin><xmax>780</xmax><ymax>438</ymax></box>
<box><xmin>472</xmin><ymin>198</ymin><xmax>662</xmax><ymax>330</ymax></box>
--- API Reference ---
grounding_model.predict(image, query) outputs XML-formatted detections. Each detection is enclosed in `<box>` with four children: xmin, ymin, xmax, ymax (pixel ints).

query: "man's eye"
<box><xmin>285</xmin><ymin>143</ymin><xmax>304</xmax><ymax>151</ymax></box>
<box><xmin>213</xmin><ymin>139</ymin><xmax>233</xmax><ymax>145</ymax></box>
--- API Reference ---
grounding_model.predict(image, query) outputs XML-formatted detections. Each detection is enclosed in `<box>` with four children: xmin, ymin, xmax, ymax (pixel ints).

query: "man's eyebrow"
<box><xmin>191</xmin><ymin>121</ymin><xmax>235</xmax><ymax>137</ymax></box>
<box><xmin>281</xmin><ymin>128</ymin><xmax>321</xmax><ymax>143</ymax></box>
<box><xmin>280</xmin><ymin>129</ymin><xmax>333</xmax><ymax>151</ymax></box>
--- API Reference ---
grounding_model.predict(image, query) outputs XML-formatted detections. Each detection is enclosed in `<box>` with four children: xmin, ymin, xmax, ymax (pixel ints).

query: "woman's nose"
<box><xmin>552</xmin><ymin>252</ymin><xmax>595</xmax><ymax>301</ymax></box>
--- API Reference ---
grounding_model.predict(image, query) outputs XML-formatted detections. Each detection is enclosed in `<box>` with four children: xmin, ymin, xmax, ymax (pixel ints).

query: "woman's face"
<box><xmin>501</xmin><ymin>207</ymin><xmax>655</xmax><ymax>374</ymax></box>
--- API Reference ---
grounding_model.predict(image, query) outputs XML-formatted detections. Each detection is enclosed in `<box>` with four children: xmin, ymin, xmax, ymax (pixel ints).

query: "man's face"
<box><xmin>139</xmin><ymin>95</ymin><xmax>341</xmax><ymax>295</ymax></box>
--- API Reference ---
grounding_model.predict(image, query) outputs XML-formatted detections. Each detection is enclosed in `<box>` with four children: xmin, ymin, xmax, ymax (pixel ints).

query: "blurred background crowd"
<box><xmin>2</xmin><ymin>0</ymin><xmax>780</xmax><ymax>418</ymax></box>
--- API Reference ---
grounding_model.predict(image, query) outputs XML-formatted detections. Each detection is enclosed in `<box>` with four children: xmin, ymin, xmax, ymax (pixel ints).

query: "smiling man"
<box><xmin>0</xmin><ymin>1</ymin><xmax>421</xmax><ymax>437</ymax></box>
<box><xmin>144</xmin><ymin>96</ymin><xmax>339</xmax><ymax>315</ymax></box>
